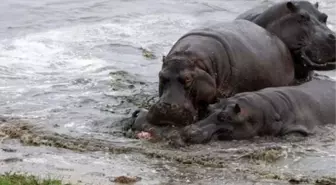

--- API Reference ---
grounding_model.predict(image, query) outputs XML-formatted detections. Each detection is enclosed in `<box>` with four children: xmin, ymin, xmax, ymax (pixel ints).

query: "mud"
<box><xmin>113</xmin><ymin>176</ymin><xmax>142</xmax><ymax>184</ymax></box>
<box><xmin>0</xmin><ymin>0</ymin><xmax>335</xmax><ymax>184</ymax></box>
<box><xmin>1</xmin><ymin>117</ymin><xmax>335</xmax><ymax>184</ymax></box>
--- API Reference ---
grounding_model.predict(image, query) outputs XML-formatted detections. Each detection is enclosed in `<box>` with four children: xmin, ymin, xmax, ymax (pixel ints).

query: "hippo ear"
<box><xmin>286</xmin><ymin>2</ymin><xmax>298</xmax><ymax>12</ymax></box>
<box><xmin>314</xmin><ymin>2</ymin><xmax>319</xmax><ymax>8</ymax></box>
<box><xmin>162</xmin><ymin>55</ymin><xmax>166</xmax><ymax>63</ymax></box>
<box><xmin>233</xmin><ymin>103</ymin><xmax>241</xmax><ymax>114</ymax></box>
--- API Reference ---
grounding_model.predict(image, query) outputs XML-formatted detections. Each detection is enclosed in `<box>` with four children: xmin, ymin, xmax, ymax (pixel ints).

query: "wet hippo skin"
<box><xmin>182</xmin><ymin>79</ymin><xmax>336</xmax><ymax>144</ymax></box>
<box><xmin>237</xmin><ymin>1</ymin><xmax>336</xmax><ymax>80</ymax></box>
<box><xmin>146</xmin><ymin>19</ymin><xmax>296</xmax><ymax>127</ymax></box>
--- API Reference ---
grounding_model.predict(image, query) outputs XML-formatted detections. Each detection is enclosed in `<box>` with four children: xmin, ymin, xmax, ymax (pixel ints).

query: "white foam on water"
<box><xmin>24</xmin><ymin>158</ymin><xmax>48</xmax><ymax>164</ymax></box>
<box><xmin>0</xmin><ymin>12</ymin><xmax>196</xmax><ymax>79</ymax></box>
<box><xmin>0</xmin><ymin>34</ymin><xmax>105</xmax><ymax>76</ymax></box>
<box><xmin>1</xmin><ymin>0</ymin><xmax>334</xmax><ymax>137</ymax></box>
<box><xmin>315</xmin><ymin>0</ymin><xmax>328</xmax><ymax>7</ymax></box>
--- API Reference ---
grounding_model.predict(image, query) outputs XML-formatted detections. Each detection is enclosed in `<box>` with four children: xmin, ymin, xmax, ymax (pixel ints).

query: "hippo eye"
<box><xmin>300</xmin><ymin>13</ymin><xmax>310</xmax><ymax>22</ymax></box>
<box><xmin>179</xmin><ymin>74</ymin><xmax>193</xmax><ymax>87</ymax></box>
<box><xmin>184</xmin><ymin>75</ymin><xmax>193</xmax><ymax>86</ymax></box>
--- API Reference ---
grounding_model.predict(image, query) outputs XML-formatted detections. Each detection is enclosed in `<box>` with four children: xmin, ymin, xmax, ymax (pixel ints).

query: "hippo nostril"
<box><xmin>328</xmin><ymin>34</ymin><xmax>336</xmax><ymax>41</ymax></box>
<box><xmin>171</xmin><ymin>104</ymin><xmax>179</xmax><ymax>110</ymax></box>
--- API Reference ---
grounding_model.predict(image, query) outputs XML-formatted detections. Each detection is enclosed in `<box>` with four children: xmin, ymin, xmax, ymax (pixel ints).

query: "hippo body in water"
<box><xmin>236</xmin><ymin>1</ymin><xmax>336</xmax><ymax>79</ymax></box>
<box><xmin>183</xmin><ymin>79</ymin><xmax>336</xmax><ymax>144</ymax></box>
<box><xmin>146</xmin><ymin>1</ymin><xmax>336</xmax><ymax>128</ymax></box>
<box><xmin>236</xmin><ymin>1</ymin><xmax>323</xmax><ymax>26</ymax></box>
<box><xmin>146</xmin><ymin>19</ymin><xmax>295</xmax><ymax>127</ymax></box>
<box><xmin>126</xmin><ymin>1</ymin><xmax>335</xmax><ymax>138</ymax></box>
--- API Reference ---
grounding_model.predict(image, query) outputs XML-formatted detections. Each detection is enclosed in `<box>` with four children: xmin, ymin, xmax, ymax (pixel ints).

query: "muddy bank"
<box><xmin>0</xmin><ymin>0</ymin><xmax>335</xmax><ymax>184</ymax></box>
<box><xmin>1</xmin><ymin>117</ymin><xmax>335</xmax><ymax>185</ymax></box>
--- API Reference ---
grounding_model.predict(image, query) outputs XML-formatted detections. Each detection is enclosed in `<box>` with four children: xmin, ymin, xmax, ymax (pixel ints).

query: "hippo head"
<box><xmin>295</xmin><ymin>1</ymin><xmax>325</xmax><ymax>22</ymax></box>
<box><xmin>253</xmin><ymin>1</ymin><xmax>324</xmax><ymax>28</ymax></box>
<box><xmin>146</xmin><ymin>55</ymin><xmax>217</xmax><ymax>126</ymax></box>
<box><xmin>265</xmin><ymin>2</ymin><xmax>335</xmax><ymax>70</ymax></box>
<box><xmin>182</xmin><ymin>101</ymin><xmax>261</xmax><ymax>143</ymax></box>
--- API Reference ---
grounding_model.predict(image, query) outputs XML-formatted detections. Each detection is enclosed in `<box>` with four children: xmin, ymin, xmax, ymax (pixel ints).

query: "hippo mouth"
<box><xmin>299</xmin><ymin>49</ymin><xmax>336</xmax><ymax>70</ymax></box>
<box><xmin>159</xmin><ymin>120</ymin><xmax>176</xmax><ymax>125</ymax></box>
<box><xmin>324</xmin><ymin>58</ymin><xmax>336</xmax><ymax>64</ymax></box>
<box><xmin>181</xmin><ymin>124</ymin><xmax>212</xmax><ymax>144</ymax></box>
<box><xmin>181</xmin><ymin>123</ymin><xmax>234</xmax><ymax>144</ymax></box>
<box><xmin>211</xmin><ymin>126</ymin><xmax>234</xmax><ymax>141</ymax></box>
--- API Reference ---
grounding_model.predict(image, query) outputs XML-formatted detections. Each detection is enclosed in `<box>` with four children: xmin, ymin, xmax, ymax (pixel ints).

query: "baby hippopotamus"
<box><xmin>182</xmin><ymin>79</ymin><xmax>336</xmax><ymax>144</ymax></box>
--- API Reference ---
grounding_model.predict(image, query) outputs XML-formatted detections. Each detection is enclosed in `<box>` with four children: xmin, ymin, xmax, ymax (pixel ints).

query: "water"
<box><xmin>0</xmin><ymin>0</ymin><xmax>335</xmax><ymax>184</ymax></box>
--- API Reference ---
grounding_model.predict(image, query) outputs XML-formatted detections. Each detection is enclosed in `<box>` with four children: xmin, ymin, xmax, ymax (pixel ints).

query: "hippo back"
<box><xmin>236</xmin><ymin>3</ymin><xmax>275</xmax><ymax>24</ymax></box>
<box><xmin>236</xmin><ymin>1</ymin><xmax>336</xmax><ymax>77</ymax></box>
<box><xmin>236</xmin><ymin>1</ymin><xmax>324</xmax><ymax>28</ymax></box>
<box><xmin>177</xmin><ymin>20</ymin><xmax>295</xmax><ymax>94</ymax></box>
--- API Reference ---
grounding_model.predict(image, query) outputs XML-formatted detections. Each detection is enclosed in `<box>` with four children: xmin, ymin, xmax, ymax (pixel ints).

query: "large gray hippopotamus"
<box><xmin>183</xmin><ymin>79</ymin><xmax>336</xmax><ymax>144</ymax></box>
<box><xmin>127</xmin><ymin>1</ymin><xmax>336</xmax><ymax>137</ymax></box>
<box><xmin>236</xmin><ymin>1</ymin><xmax>336</xmax><ymax>79</ymax></box>
<box><xmin>237</xmin><ymin>1</ymin><xmax>323</xmax><ymax>26</ymax></box>
<box><xmin>145</xmin><ymin>19</ymin><xmax>295</xmax><ymax>127</ymax></box>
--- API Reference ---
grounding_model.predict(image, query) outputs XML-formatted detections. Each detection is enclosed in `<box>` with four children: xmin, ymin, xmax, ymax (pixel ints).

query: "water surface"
<box><xmin>0</xmin><ymin>0</ymin><xmax>335</xmax><ymax>184</ymax></box>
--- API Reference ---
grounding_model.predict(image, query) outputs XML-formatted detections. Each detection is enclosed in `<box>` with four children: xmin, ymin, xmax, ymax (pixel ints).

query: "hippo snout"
<box><xmin>181</xmin><ymin>122</ymin><xmax>235</xmax><ymax>144</ymax></box>
<box><xmin>181</xmin><ymin>124</ymin><xmax>215</xmax><ymax>144</ymax></box>
<box><xmin>146</xmin><ymin>102</ymin><xmax>196</xmax><ymax>126</ymax></box>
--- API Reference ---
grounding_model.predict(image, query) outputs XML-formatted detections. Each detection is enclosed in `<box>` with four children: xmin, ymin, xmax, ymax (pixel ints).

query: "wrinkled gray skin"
<box><xmin>237</xmin><ymin>1</ymin><xmax>324</xmax><ymax>27</ymax></box>
<box><xmin>146</xmin><ymin>20</ymin><xmax>295</xmax><ymax>127</ymax></box>
<box><xmin>237</xmin><ymin>1</ymin><xmax>336</xmax><ymax>80</ymax></box>
<box><xmin>183</xmin><ymin>79</ymin><xmax>336</xmax><ymax>144</ymax></box>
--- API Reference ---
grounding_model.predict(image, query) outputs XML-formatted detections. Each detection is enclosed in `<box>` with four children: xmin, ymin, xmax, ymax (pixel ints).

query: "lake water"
<box><xmin>0</xmin><ymin>0</ymin><xmax>335</xmax><ymax>184</ymax></box>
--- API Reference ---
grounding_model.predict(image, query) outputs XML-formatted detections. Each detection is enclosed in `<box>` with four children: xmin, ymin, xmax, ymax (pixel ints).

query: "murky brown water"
<box><xmin>0</xmin><ymin>0</ymin><xmax>335</xmax><ymax>184</ymax></box>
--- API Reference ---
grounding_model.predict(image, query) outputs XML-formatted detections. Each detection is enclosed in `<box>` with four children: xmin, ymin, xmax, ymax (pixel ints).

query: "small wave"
<box><xmin>0</xmin><ymin>11</ymin><xmax>196</xmax><ymax>79</ymax></box>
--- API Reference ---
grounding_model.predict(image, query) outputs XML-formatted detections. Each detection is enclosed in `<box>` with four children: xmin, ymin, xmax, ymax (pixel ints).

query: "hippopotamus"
<box><xmin>237</xmin><ymin>1</ymin><xmax>323</xmax><ymax>26</ymax></box>
<box><xmin>182</xmin><ymin>79</ymin><xmax>336</xmax><ymax>144</ymax></box>
<box><xmin>146</xmin><ymin>19</ymin><xmax>295</xmax><ymax>127</ymax></box>
<box><xmin>236</xmin><ymin>1</ymin><xmax>336</xmax><ymax>79</ymax></box>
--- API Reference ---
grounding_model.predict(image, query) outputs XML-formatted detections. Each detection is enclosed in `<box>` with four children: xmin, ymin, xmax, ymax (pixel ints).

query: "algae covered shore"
<box><xmin>0</xmin><ymin>0</ymin><xmax>336</xmax><ymax>184</ymax></box>
<box><xmin>1</xmin><ymin>116</ymin><xmax>336</xmax><ymax>185</ymax></box>
<box><xmin>0</xmin><ymin>172</ymin><xmax>72</xmax><ymax>185</ymax></box>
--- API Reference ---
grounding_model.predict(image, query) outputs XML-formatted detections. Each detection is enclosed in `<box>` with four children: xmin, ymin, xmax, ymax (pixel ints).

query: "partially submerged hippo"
<box><xmin>237</xmin><ymin>1</ymin><xmax>324</xmax><ymax>26</ymax></box>
<box><xmin>236</xmin><ymin>1</ymin><xmax>336</xmax><ymax>79</ymax></box>
<box><xmin>146</xmin><ymin>19</ymin><xmax>295</xmax><ymax>127</ymax></box>
<box><xmin>145</xmin><ymin>1</ymin><xmax>336</xmax><ymax>128</ymax></box>
<box><xmin>183</xmin><ymin>79</ymin><xmax>336</xmax><ymax>144</ymax></box>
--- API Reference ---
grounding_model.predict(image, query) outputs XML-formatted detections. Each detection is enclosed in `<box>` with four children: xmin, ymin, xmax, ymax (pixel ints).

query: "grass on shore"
<box><xmin>0</xmin><ymin>172</ymin><xmax>71</xmax><ymax>185</ymax></box>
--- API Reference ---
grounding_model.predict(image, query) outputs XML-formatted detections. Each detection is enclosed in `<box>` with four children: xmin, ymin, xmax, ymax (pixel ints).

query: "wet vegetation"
<box><xmin>140</xmin><ymin>47</ymin><xmax>157</xmax><ymax>60</ymax></box>
<box><xmin>315</xmin><ymin>177</ymin><xmax>336</xmax><ymax>185</ymax></box>
<box><xmin>113</xmin><ymin>176</ymin><xmax>142</xmax><ymax>184</ymax></box>
<box><xmin>1</xmin><ymin>117</ymin><xmax>335</xmax><ymax>185</ymax></box>
<box><xmin>0</xmin><ymin>172</ymin><xmax>72</xmax><ymax>185</ymax></box>
<box><xmin>241</xmin><ymin>146</ymin><xmax>285</xmax><ymax>163</ymax></box>
<box><xmin>106</xmin><ymin>70</ymin><xmax>158</xmax><ymax>110</ymax></box>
